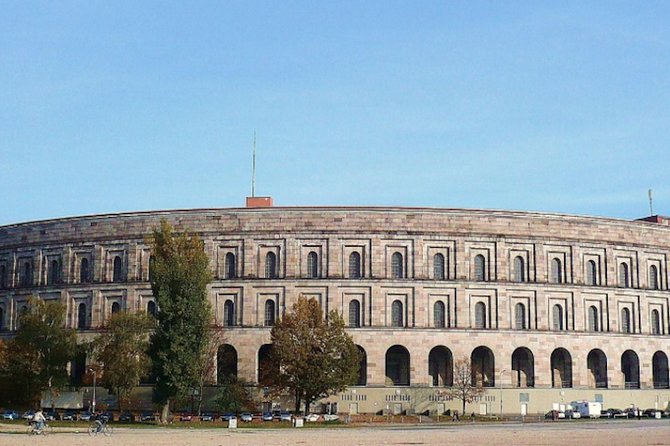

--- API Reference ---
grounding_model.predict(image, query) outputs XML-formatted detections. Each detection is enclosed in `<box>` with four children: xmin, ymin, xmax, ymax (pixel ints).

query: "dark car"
<box><xmin>623</xmin><ymin>408</ymin><xmax>638</xmax><ymax>418</ymax></box>
<box><xmin>643</xmin><ymin>408</ymin><xmax>659</xmax><ymax>418</ymax></box>
<box><xmin>2</xmin><ymin>410</ymin><xmax>19</xmax><ymax>421</ymax></box>
<box><xmin>119</xmin><ymin>411</ymin><xmax>135</xmax><ymax>422</ymax></box>
<box><xmin>79</xmin><ymin>411</ymin><xmax>93</xmax><ymax>421</ymax></box>
<box><xmin>98</xmin><ymin>411</ymin><xmax>114</xmax><ymax>422</ymax></box>
<box><xmin>221</xmin><ymin>412</ymin><xmax>236</xmax><ymax>421</ymax></box>
<box><xmin>140</xmin><ymin>412</ymin><xmax>156</xmax><ymax>422</ymax></box>
<box><xmin>179</xmin><ymin>413</ymin><xmax>193</xmax><ymax>422</ymax></box>
<box><xmin>261</xmin><ymin>412</ymin><xmax>273</xmax><ymax>422</ymax></box>
<box><xmin>62</xmin><ymin>410</ymin><xmax>78</xmax><ymax>421</ymax></box>
<box><xmin>44</xmin><ymin>409</ymin><xmax>60</xmax><ymax>421</ymax></box>
<box><xmin>199</xmin><ymin>412</ymin><xmax>214</xmax><ymax>422</ymax></box>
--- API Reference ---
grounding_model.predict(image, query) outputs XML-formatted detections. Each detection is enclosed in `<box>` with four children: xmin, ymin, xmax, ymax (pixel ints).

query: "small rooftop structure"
<box><xmin>245</xmin><ymin>196</ymin><xmax>273</xmax><ymax>208</ymax></box>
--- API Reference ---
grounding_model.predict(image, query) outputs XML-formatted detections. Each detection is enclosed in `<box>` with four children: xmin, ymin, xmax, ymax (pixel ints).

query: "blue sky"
<box><xmin>1</xmin><ymin>1</ymin><xmax>669</xmax><ymax>225</ymax></box>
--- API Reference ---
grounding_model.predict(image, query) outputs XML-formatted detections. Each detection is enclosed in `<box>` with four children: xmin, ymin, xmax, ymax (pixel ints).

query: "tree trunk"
<box><xmin>304</xmin><ymin>398</ymin><xmax>311</xmax><ymax>416</ymax></box>
<box><xmin>295</xmin><ymin>389</ymin><xmax>301</xmax><ymax>414</ymax></box>
<box><xmin>462</xmin><ymin>399</ymin><xmax>466</xmax><ymax>417</ymax></box>
<box><xmin>161</xmin><ymin>400</ymin><xmax>170</xmax><ymax>424</ymax></box>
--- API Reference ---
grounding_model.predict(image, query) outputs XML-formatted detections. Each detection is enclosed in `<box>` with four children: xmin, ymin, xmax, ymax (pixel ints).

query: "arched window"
<box><xmin>391</xmin><ymin>252</ymin><xmax>403</xmax><ymax>279</ymax></box>
<box><xmin>621</xmin><ymin>307</ymin><xmax>631</xmax><ymax>333</ymax></box>
<box><xmin>619</xmin><ymin>263</ymin><xmax>629</xmax><ymax>288</ymax></box>
<box><xmin>80</xmin><ymin>258</ymin><xmax>90</xmax><ymax>283</ymax></box>
<box><xmin>434</xmin><ymin>254</ymin><xmax>445</xmax><ymax>280</ymax></box>
<box><xmin>588</xmin><ymin>305</ymin><xmax>599</xmax><ymax>332</ymax></box>
<box><xmin>224</xmin><ymin>253</ymin><xmax>236</xmax><ymax>279</ymax></box>
<box><xmin>474</xmin><ymin>302</ymin><xmax>486</xmax><ymax>329</ymax></box>
<box><xmin>349</xmin><ymin>300</ymin><xmax>361</xmax><ymax>328</ymax></box>
<box><xmin>264</xmin><ymin>300</ymin><xmax>275</xmax><ymax>326</ymax></box>
<box><xmin>474</xmin><ymin>255</ymin><xmax>486</xmax><ymax>281</ymax></box>
<box><xmin>552</xmin><ymin>304</ymin><xmax>564</xmax><ymax>330</ymax></box>
<box><xmin>551</xmin><ymin>258</ymin><xmax>562</xmax><ymax>284</ymax></box>
<box><xmin>77</xmin><ymin>303</ymin><xmax>87</xmax><ymax>329</ymax></box>
<box><xmin>391</xmin><ymin>300</ymin><xmax>403</xmax><ymax>327</ymax></box>
<box><xmin>147</xmin><ymin>300</ymin><xmax>157</xmax><ymax>317</ymax></box>
<box><xmin>349</xmin><ymin>252</ymin><xmax>361</xmax><ymax>279</ymax></box>
<box><xmin>48</xmin><ymin>259</ymin><xmax>60</xmax><ymax>285</ymax></box>
<box><xmin>513</xmin><ymin>256</ymin><xmax>525</xmax><ymax>283</ymax></box>
<box><xmin>434</xmin><ymin>301</ymin><xmax>445</xmax><ymax>328</ymax></box>
<box><xmin>111</xmin><ymin>302</ymin><xmax>120</xmax><ymax>314</ymax></box>
<box><xmin>651</xmin><ymin>309</ymin><xmax>661</xmax><ymax>335</ymax></box>
<box><xmin>224</xmin><ymin>300</ymin><xmax>235</xmax><ymax>326</ymax></box>
<box><xmin>265</xmin><ymin>252</ymin><xmax>277</xmax><ymax>279</ymax></box>
<box><xmin>650</xmin><ymin>265</ymin><xmax>659</xmax><ymax>290</ymax></box>
<box><xmin>0</xmin><ymin>265</ymin><xmax>6</xmax><ymax>288</ymax></box>
<box><xmin>586</xmin><ymin>260</ymin><xmax>597</xmax><ymax>286</ymax></box>
<box><xmin>515</xmin><ymin>303</ymin><xmax>526</xmax><ymax>329</ymax></box>
<box><xmin>21</xmin><ymin>261</ymin><xmax>32</xmax><ymax>287</ymax></box>
<box><xmin>307</xmin><ymin>251</ymin><xmax>319</xmax><ymax>278</ymax></box>
<box><xmin>112</xmin><ymin>256</ymin><xmax>123</xmax><ymax>282</ymax></box>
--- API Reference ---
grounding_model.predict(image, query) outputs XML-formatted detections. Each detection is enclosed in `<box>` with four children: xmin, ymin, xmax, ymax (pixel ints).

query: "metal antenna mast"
<box><xmin>252</xmin><ymin>131</ymin><xmax>256</xmax><ymax>198</ymax></box>
<box><xmin>649</xmin><ymin>189</ymin><xmax>654</xmax><ymax>216</ymax></box>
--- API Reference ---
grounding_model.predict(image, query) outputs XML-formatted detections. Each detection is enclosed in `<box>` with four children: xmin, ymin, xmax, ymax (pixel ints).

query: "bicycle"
<box><xmin>88</xmin><ymin>417</ymin><xmax>113</xmax><ymax>436</ymax></box>
<box><xmin>27</xmin><ymin>420</ymin><xmax>53</xmax><ymax>435</ymax></box>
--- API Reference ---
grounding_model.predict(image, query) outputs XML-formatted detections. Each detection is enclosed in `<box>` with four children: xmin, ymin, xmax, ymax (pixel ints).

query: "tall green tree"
<box><xmin>149</xmin><ymin>220</ymin><xmax>212</xmax><ymax>422</ymax></box>
<box><xmin>93</xmin><ymin>312</ymin><xmax>153</xmax><ymax>411</ymax></box>
<box><xmin>269</xmin><ymin>296</ymin><xmax>360</xmax><ymax>415</ymax></box>
<box><xmin>0</xmin><ymin>298</ymin><xmax>76</xmax><ymax>407</ymax></box>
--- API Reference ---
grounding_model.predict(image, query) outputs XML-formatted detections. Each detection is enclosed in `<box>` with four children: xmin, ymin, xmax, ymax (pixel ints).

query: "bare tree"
<box><xmin>446</xmin><ymin>357</ymin><xmax>485</xmax><ymax>416</ymax></box>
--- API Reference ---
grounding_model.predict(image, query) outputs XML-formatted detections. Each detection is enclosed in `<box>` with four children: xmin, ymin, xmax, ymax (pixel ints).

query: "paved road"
<box><xmin>1</xmin><ymin>420</ymin><xmax>669</xmax><ymax>446</ymax></box>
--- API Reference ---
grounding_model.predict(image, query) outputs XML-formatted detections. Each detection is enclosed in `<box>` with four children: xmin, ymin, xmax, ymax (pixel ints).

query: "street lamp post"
<box><xmin>89</xmin><ymin>368</ymin><xmax>97</xmax><ymax>414</ymax></box>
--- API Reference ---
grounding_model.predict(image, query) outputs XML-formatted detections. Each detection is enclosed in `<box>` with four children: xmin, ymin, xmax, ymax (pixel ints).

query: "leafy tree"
<box><xmin>446</xmin><ymin>357</ymin><xmax>485</xmax><ymax>416</ymax></box>
<box><xmin>149</xmin><ymin>220</ymin><xmax>212</xmax><ymax>422</ymax></box>
<box><xmin>93</xmin><ymin>312</ymin><xmax>153</xmax><ymax>411</ymax></box>
<box><xmin>0</xmin><ymin>298</ymin><xmax>76</xmax><ymax>407</ymax></box>
<box><xmin>215</xmin><ymin>376</ymin><xmax>256</xmax><ymax>413</ymax></box>
<box><xmin>268</xmin><ymin>296</ymin><xmax>360</xmax><ymax>415</ymax></box>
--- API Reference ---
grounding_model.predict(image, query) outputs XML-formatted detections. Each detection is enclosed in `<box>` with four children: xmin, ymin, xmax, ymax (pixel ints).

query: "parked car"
<box><xmin>623</xmin><ymin>408</ymin><xmax>638</xmax><ymax>418</ymax></box>
<box><xmin>564</xmin><ymin>410</ymin><xmax>580</xmax><ymax>419</ymax></box>
<box><xmin>79</xmin><ymin>411</ymin><xmax>93</xmax><ymax>421</ymax></box>
<box><xmin>22</xmin><ymin>410</ymin><xmax>35</xmax><ymax>421</ymax></box>
<box><xmin>44</xmin><ymin>409</ymin><xmax>60</xmax><ymax>421</ymax></box>
<box><xmin>240</xmin><ymin>412</ymin><xmax>253</xmax><ymax>422</ymax></box>
<box><xmin>643</xmin><ymin>408</ymin><xmax>659</xmax><ymax>418</ymax></box>
<box><xmin>179</xmin><ymin>413</ymin><xmax>193</xmax><ymax>422</ymax></box>
<box><xmin>140</xmin><ymin>412</ymin><xmax>156</xmax><ymax>422</ymax></box>
<box><xmin>261</xmin><ymin>412</ymin><xmax>273</xmax><ymax>421</ymax></box>
<box><xmin>279</xmin><ymin>411</ymin><xmax>292</xmax><ymax>422</ymax></box>
<box><xmin>544</xmin><ymin>410</ymin><xmax>565</xmax><ymax>420</ymax></box>
<box><xmin>199</xmin><ymin>412</ymin><xmax>214</xmax><ymax>422</ymax></box>
<box><xmin>221</xmin><ymin>413</ymin><xmax>236</xmax><ymax>421</ymax></box>
<box><xmin>304</xmin><ymin>413</ymin><xmax>321</xmax><ymax>422</ymax></box>
<box><xmin>119</xmin><ymin>411</ymin><xmax>135</xmax><ymax>422</ymax></box>
<box><xmin>98</xmin><ymin>411</ymin><xmax>114</xmax><ymax>422</ymax></box>
<box><xmin>2</xmin><ymin>410</ymin><xmax>19</xmax><ymax>421</ymax></box>
<box><xmin>323</xmin><ymin>414</ymin><xmax>339</xmax><ymax>422</ymax></box>
<box><xmin>62</xmin><ymin>410</ymin><xmax>78</xmax><ymax>421</ymax></box>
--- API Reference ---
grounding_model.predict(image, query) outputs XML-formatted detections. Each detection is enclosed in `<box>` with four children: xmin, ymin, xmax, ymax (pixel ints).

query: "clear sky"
<box><xmin>2</xmin><ymin>1</ymin><xmax>669</xmax><ymax>226</ymax></box>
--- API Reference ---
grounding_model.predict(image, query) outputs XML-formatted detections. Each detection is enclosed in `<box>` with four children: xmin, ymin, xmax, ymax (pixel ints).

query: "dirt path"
<box><xmin>1</xmin><ymin>421</ymin><xmax>669</xmax><ymax>446</ymax></box>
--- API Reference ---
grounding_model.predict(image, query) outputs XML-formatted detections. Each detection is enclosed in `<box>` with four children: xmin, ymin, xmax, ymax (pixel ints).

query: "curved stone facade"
<box><xmin>1</xmin><ymin>207</ymin><xmax>670</xmax><ymax>414</ymax></box>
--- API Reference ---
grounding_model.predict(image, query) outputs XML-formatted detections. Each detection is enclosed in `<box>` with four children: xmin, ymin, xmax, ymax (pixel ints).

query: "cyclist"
<box><xmin>33</xmin><ymin>409</ymin><xmax>46</xmax><ymax>433</ymax></box>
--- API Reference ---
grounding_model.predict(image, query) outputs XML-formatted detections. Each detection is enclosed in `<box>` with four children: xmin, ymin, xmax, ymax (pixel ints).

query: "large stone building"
<box><xmin>1</xmin><ymin>203</ymin><xmax>670</xmax><ymax>415</ymax></box>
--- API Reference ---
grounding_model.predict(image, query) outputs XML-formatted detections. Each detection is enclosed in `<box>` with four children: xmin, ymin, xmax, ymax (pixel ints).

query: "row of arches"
<box><xmin>214</xmin><ymin>344</ymin><xmax>670</xmax><ymax>390</ymax></box>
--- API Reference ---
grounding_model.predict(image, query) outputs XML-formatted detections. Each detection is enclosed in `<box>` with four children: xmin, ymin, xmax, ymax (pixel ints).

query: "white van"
<box><xmin>571</xmin><ymin>401</ymin><xmax>601</xmax><ymax>419</ymax></box>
